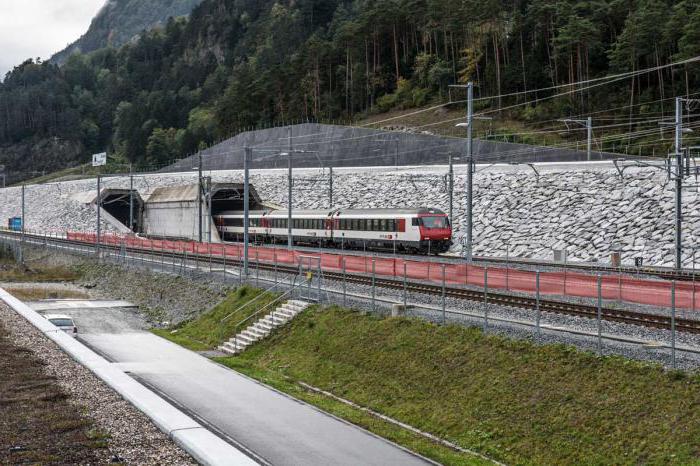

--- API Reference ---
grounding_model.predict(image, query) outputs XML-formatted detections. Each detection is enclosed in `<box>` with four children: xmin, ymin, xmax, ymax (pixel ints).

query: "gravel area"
<box><xmin>0</xmin><ymin>302</ymin><xmax>197</xmax><ymax>465</ymax></box>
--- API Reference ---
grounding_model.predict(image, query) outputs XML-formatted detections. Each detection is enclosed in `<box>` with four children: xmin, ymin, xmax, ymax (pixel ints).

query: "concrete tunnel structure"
<box><xmin>89</xmin><ymin>182</ymin><xmax>266</xmax><ymax>243</ymax></box>
<box><xmin>139</xmin><ymin>183</ymin><xmax>266</xmax><ymax>243</ymax></box>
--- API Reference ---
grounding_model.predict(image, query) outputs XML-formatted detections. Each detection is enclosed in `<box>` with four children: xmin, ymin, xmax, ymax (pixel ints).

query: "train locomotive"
<box><xmin>214</xmin><ymin>207</ymin><xmax>452</xmax><ymax>254</ymax></box>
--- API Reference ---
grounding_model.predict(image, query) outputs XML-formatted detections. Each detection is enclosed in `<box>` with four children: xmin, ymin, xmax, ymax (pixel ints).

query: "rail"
<box><xmin>2</xmin><ymin>228</ymin><xmax>700</xmax><ymax>334</ymax></box>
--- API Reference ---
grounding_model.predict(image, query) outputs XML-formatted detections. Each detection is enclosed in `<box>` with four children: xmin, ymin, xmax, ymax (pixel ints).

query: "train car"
<box><xmin>214</xmin><ymin>207</ymin><xmax>452</xmax><ymax>254</ymax></box>
<box><xmin>331</xmin><ymin>208</ymin><xmax>451</xmax><ymax>253</ymax></box>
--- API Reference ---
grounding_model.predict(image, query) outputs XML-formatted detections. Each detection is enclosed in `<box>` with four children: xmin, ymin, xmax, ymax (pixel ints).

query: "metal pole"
<box><xmin>96</xmin><ymin>175</ymin><xmax>101</xmax><ymax>258</ymax></box>
<box><xmin>465</xmin><ymin>82</ymin><xmax>474</xmax><ymax>262</ymax></box>
<box><xmin>395</xmin><ymin>136</ymin><xmax>399</xmax><ymax>167</ymax></box>
<box><xmin>287</xmin><ymin>127</ymin><xmax>293</xmax><ymax>249</ymax></box>
<box><xmin>403</xmin><ymin>262</ymin><xmax>407</xmax><ymax>309</ymax></box>
<box><xmin>535</xmin><ymin>270</ymin><xmax>542</xmax><ymax>335</ymax></box>
<box><xmin>198</xmin><ymin>151</ymin><xmax>203</xmax><ymax>243</ymax></box>
<box><xmin>597</xmin><ymin>274</ymin><xmax>602</xmax><ymax>355</ymax></box>
<box><xmin>674</xmin><ymin>97</ymin><xmax>683</xmax><ymax>270</ymax></box>
<box><xmin>441</xmin><ymin>264</ymin><xmax>446</xmax><ymax>324</ymax></box>
<box><xmin>372</xmin><ymin>259</ymin><xmax>376</xmax><ymax>312</ymax></box>
<box><xmin>329</xmin><ymin>166</ymin><xmax>333</xmax><ymax>208</ymax></box>
<box><xmin>129</xmin><ymin>167</ymin><xmax>134</xmax><ymax>231</ymax></box>
<box><xmin>671</xmin><ymin>280</ymin><xmax>677</xmax><ymax>369</ymax></box>
<box><xmin>483</xmin><ymin>266</ymin><xmax>488</xmax><ymax>330</ymax></box>
<box><xmin>448</xmin><ymin>153</ymin><xmax>454</xmax><ymax>223</ymax></box>
<box><xmin>20</xmin><ymin>184</ymin><xmax>25</xmax><ymax>264</ymax></box>
<box><xmin>342</xmin><ymin>257</ymin><xmax>347</xmax><ymax>308</ymax></box>
<box><xmin>207</xmin><ymin>177</ymin><xmax>212</xmax><ymax>244</ymax></box>
<box><xmin>244</xmin><ymin>147</ymin><xmax>251</xmax><ymax>276</ymax></box>
<box><xmin>587</xmin><ymin>116</ymin><xmax>592</xmax><ymax>162</ymax></box>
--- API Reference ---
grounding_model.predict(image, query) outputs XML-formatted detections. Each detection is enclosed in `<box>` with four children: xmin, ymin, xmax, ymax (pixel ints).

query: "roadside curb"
<box><xmin>0</xmin><ymin>287</ymin><xmax>257</xmax><ymax>466</ymax></box>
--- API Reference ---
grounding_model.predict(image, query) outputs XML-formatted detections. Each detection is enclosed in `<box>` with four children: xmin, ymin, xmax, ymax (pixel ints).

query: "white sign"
<box><xmin>92</xmin><ymin>152</ymin><xmax>107</xmax><ymax>167</ymax></box>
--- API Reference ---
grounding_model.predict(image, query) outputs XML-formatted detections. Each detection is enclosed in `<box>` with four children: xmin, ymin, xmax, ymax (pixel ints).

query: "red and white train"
<box><xmin>213</xmin><ymin>208</ymin><xmax>452</xmax><ymax>254</ymax></box>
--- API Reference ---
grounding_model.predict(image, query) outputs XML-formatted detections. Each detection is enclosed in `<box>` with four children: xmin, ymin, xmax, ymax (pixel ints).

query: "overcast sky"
<box><xmin>0</xmin><ymin>0</ymin><xmax>105</xmax><ymax>79</ymax></box>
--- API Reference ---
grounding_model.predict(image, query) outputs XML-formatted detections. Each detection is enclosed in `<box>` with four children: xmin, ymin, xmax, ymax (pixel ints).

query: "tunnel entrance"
<box><xmin>142</xmin><ymin>183</ymin><xmax>267</xmax><ymax>243</ymax></box>
<box><xmin>98</xmin><ymin>189</ymin><xmax>143</xmax><ymax>232</ymax></box>
<box><xmin>210</xmin><ymin>184</ymin><xmax>266</xmax><ymax>216</ymax></box>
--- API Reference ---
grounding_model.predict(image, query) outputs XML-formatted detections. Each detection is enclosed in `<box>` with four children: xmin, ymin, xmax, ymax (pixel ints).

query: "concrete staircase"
<box><xmin>219</xmin><ymin>300</ymin><xmax>310</xmax><ymax>355</ymax></box>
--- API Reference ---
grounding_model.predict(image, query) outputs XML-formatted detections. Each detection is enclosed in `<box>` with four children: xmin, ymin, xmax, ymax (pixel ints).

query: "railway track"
<box><xmin>472</xmin><ymin>254</ymin><xmax>700</xmax><ymax>282</ymax></box>
<box><xmin>4</xmin><ymin>230</ymin><xmax>700</xmax><ymax>335</ymax></box>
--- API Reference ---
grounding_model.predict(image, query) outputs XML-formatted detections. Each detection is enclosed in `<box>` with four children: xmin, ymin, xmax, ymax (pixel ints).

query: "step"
<box><xmin>262</xmin><ymin>315</ymin><xmax>290</xmax><ymax>326</ymax></box>
<box><xmin>247</xmin><ymin>326</ymin><xmax>270</xmax><ymax>338</ymax></box>
<box><xmin>284</xmin><ymin>303</ymin><xmax>308</xmax><ymax>312</ymax></box>
<box><xmin>223</xmin><ymin>339</ymin><xmax>247</xmax><ymax>350</ymax></box>
<box><xmin>234</xmin><ymin>333</ymin><xmax>257</xmax><ymax>345</ymax></box>
<box><xmin>274</xmin><ymin>309</ymin><xmax>297</xmax><ymax>319</ymax></box>
<box><xmin>255</xmin><ymin>321</ymin><xmax>274</xmax><ymax>332</ymax></box>
<box><xmin>223</xmin><ymin>341</ymin><xmax>248</xmax><ymax>353</ymax></box>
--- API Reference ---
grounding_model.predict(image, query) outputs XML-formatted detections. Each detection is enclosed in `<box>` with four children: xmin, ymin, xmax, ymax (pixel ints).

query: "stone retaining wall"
<box><xmin>0</xmin><ymin>163</ymin><xmax>695</xmax><ymax>267</ymax></box>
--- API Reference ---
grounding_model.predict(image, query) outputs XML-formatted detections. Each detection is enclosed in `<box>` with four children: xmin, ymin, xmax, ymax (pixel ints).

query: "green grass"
<box><xmin>153</xmin><ymin>286</ymin><xmax>282</xmax><ymax>351</ymax></box>
<box><xmin>212</xmin><ymin>305</ymin><xmax>700</xmax><ymax>466</ymax></box>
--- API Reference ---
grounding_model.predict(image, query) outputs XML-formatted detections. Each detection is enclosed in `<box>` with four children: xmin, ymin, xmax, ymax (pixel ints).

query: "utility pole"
<box><xmin>20</xmin><ymin>184</ymin><xmax>25</xmax><ymax>264</ymax></box>
<box><xmin>244</xmin><ymin>147</ymin><xmax>251</xmax><ymax>276</ymax></box>
<box><xmin>675</xmin><ymin>97</ymin><xmax>683</xmax><ymax>270</ymax></box>
<box><xmin>395</xmin><ymin>136</ymin><xmax>399</xmax><ymax>167</ymax></box>
<box><xmin>451</xmin><ymin>82</ymin><xmax>485</xmax><ymax>262</ymax></box>
<box><xmin>129</xmin><ymin>164</ymin><xmax>134</xmax><ymax>231</ymax></box>
<box><xmin>587</xmin><ymin>116</ymin><xmax>592</xmax><ymax>161</ymax></box>
<box><xmin>287</xmin><ymin>126</ymin><xmax>293</xmax><ymax>249</ymax></box>
<box><xmin>197</xmin><ymin>151</ymin><xmax>203</xmax><ymax>243</ymax></box>
<box><xmin>206</xmin><ymin>176</ymin><xmax>212</xmax><ymax>243</ymax></box>
<box><xmin>559</xmin><ymin>117</ymin><xmax>593</xmax><ymax>161</ymax></box>
<box><xmin>96</xmin><ymin>175</ymin><xmax>101</xmax><ymax>257</ymax></box>
<box><xmin>329</xmin><ymin>166</ymin><xmax>334</xmax><ymax>208</ymax></box>
<box><xmin>448</xmin><ymin>153</ymin><xmax>454</xmax><ymax>223</ymax></box>
<box><xmin>660</xmin><ymin>96</ymin><xmax>699</xmax><ymax>270</ymax></box>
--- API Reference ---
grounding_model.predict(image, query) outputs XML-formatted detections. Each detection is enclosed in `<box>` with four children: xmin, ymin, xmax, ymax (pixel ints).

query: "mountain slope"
<box><xmin>0</xmin><ymin>0</ymin><xmax>698</xmax><ymax>183</ymax></box>
<box><xmin>51</xmin><ymin>0</ymin><xmax>204</xmax><ymax>64</ymax></box>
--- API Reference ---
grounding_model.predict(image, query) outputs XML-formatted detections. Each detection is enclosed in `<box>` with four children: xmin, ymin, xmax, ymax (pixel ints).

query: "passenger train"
<box><xmin>213</xmin><ymin>208</ymin><xmax>452</xmax><ymax>254</ymax></box>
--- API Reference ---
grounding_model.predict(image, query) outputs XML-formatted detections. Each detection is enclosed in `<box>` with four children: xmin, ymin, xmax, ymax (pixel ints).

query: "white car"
<box><xmin>45</xmin><ymin>314</ymin><xmax>78</xmax><ymax>336</ymax></box>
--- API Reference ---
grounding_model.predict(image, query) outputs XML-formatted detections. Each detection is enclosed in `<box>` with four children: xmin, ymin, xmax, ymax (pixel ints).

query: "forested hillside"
<box><xmin>1</xmin><ymin>0</ymin><xmax>699</xmax><ymax>179</ymax></box>
<box><xmin>51</xmin><ymin>0</ymin><xmax>204</xmax><ymax>64</ymax></box>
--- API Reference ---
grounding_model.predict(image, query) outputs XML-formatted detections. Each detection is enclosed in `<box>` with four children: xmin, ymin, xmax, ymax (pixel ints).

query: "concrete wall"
<box><xmin>143</xmin><ymin>200</ymin><xmax>221</xmax><ymax>243</ymax></box>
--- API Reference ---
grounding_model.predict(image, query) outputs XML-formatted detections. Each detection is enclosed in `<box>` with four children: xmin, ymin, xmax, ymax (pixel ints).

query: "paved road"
<box><xmin>31</xmin><ymin>301</ymin><xmax>432</xmax><ymax>466</ymax></box>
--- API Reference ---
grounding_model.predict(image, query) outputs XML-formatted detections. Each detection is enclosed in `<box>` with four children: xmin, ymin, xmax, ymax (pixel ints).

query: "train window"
<box><xmin>378</xmin><ymin>219</ymin><xmax>385</xmax><ymax>231</ymax></box>
<box><xmin>412</xmin><ymin>218</ymin><xmax>419</xmax><ymax>226</ymax></box>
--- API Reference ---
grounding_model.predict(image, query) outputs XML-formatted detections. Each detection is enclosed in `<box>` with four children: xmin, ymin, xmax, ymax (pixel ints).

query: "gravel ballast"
<box><xmin>0</xmin><ymin>301</ymin><xmax>196</xmax><ymax>465</ymax></box>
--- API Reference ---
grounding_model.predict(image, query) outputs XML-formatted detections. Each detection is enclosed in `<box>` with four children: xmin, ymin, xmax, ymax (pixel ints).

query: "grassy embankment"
<box><xmin>156</xmin><ymin>295</ymin><xmax>700</xmax><ymax>466</ymax></box>
<box><xmin>152</xmin><ymin>286</ymin><xmax>282</xmax><ymax>351</ymax></box>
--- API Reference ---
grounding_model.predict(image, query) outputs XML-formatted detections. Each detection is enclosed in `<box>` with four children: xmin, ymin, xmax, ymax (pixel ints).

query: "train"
<box><xmin>213</xmin><ymin>208</ymin><xmax>452</xmax><ymax>254</ymax></box>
